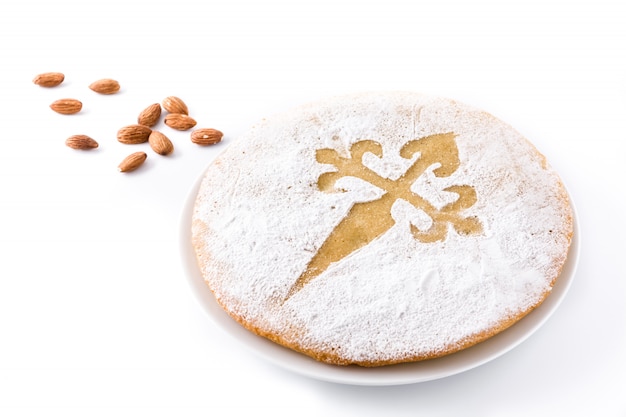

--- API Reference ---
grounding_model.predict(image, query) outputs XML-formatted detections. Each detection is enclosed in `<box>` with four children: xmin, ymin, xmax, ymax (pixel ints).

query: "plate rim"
<box><xmin>180</xmin><ymin>167</ymin><xmax>580</xmax><ymax>386</ymax></box>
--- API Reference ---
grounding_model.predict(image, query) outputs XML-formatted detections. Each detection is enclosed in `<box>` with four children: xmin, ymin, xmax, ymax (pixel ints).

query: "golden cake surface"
<box><xmin>191</xmin><ymin>92</ymin><xmax>573</xmax><ymax>366</ymax></box>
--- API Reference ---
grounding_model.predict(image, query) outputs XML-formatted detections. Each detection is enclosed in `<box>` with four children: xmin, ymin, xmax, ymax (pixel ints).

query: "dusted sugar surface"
<box><xmin>191</xmin><ymin>92</ymin><xmax>573</xmax><ymax>366</ymax></box>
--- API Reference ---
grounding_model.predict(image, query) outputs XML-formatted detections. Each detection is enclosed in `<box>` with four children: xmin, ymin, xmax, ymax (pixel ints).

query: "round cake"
<box><xmin>191</xmin><ymin>92</ymin><xmax>574</xmax><ymax>367</ymax></box>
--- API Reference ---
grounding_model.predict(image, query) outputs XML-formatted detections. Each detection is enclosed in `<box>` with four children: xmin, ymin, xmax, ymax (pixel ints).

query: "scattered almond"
<box><xmin>164</xmin><ymin>113</ymin><xmax>197</xmax><ymax>131</ymax></box>
<box><xmin>89</xmin><ymin>78</ymin><xmax>120</xmax><ymax>95</ymax></box>
<box><xmin>65</xmin><ymin>135</ymin><xmax>99</xmax><ymax>150</ymax></box>
<box><xmin>33</xmin><ymin>72</ymin><xmax>65</xmax><ymax>87</ymax></box>
<box><xmin>40</xmin><ymin>77</ymin><xmax>223</xmax><ymax>173</ymax></box>
<box><xmin>162</xmin><ymin>96</ymin><xmax>188</xmax><ymax>115</ymax></box>
<box><xmin>138</xmin><ymin>103</ymin><xmax>161</xmax><ymax>127</ymax></box>
<box><xmin>118</xmin><ymin>152</ymin><xmax>147</xmax><ymax>173</ymax></box>
<box><xmin>148</xmin><ymin>131</ymin><xmax>174</xmax><ymax>155</ymax></box>
<box><xmin>117</xmin><ymin>124</ymin><xmax>152</xmax><ymax>144</ymax></box>
<box><xmin>50</xmin><ymin>98</ymin><xmax>82</xmax><ymax>114</ymax></box>
<box><xmin>191</xmin><ymin>128</ymin><xmax>223</xmax><ymax>145</ymax></box>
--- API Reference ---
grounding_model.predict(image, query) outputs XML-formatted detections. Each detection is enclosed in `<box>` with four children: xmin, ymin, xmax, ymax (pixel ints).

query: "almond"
<box><xmin>50</xmin><ymin>98</ymin><xmax>82</xmax><ymax>114</ymax></box>
<box><xmin>65</xmin><ymin>135</ymin><xmax>99</xmax><ymax>150</ymax></box>
<box><xmin>117</xmin><ymin>124</ymin><xmax>152</xmax><ymax>144</ymax></box>
<box><xmin>118</xmin><ymin>152</ymin><xmax>147</xmax><ymax>173</ymax></box>
<box><xmin>89</xmin><ymin>78</ymin><xmax>120</xmax><ymax>95</ymax></box>
<box><xmin>138</xmin><ymin>103</ymin><xmax>161</xmax><ymax>127</ymax></box>
<box><xmin>148</xmin><ymin>130</ymin><xmax>174</xmax><ymax>155</ymax></box>
<box><xmin>190</xmin><ymin>128</ymin><xmax>223</xmax><ymax>145</ymax></box>
<box><xmin>33</xmin><ymin>72</ymin><xmax>65</xmax><ymax>87</ymax></box>
<box><xmin>162</xmin><ymin>96</ymin><xmax>188</xmax><ymax>115</ymax></box>
<box><xmin>164</xmin><ymin>113</ymin><xmax>197</xmax><ymax>131</ymax></box>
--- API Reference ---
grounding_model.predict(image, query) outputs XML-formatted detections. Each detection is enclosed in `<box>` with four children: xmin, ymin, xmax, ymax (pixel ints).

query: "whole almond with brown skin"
<box><xmin>164</xmin><ymin>113</ymin><xmax>197</xmax><ymax>131</ymax></box>
<box><xmin>65</xmin><ymin>135</ymin><xmax>99</xmax><ymax>150</ymax></box>
<box><xmin>191</xmin><ymin>128</ymin><xmax>223</xmax><ymax>145</ymax></box>
<box><xmin>50</xmin><ymin>98</ymin><xmax>82</xmax><ymax>114</ymax></box>
<box><xmin>138</xmin><ymin>103</ymin><xmax>161</xmax><ymax>127</ymax></box>
<box><xmin>162</xmin><ymin>96</ymin><xmax>188</xmax><ymax>115</ymax></box>
<box><xmin>117</xmin><ymin>124</ymin><xmax>152</xmax><ymax>144</ymax></box>
<box><xmin>89</xmin><ymin>78</ymin><xmax>120</xmax><ymax>94</ymax></box>
<box><xmin>118</xmin><ymin>152</ymin><xmax>147</xmax><ymax>173</ymax></box>
<box><xmin>148</xmin><ymin>131</ymin><xmax>174</xmax><ymax>155</ymax></box>
<box><xmin>33</xmin><ymin>72</ymin><xmax>65</xmax><ymax>87</ymax></box>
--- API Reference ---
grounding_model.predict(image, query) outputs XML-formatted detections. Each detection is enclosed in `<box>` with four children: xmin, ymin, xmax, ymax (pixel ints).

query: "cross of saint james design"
<box><xmin>284</xmin><ymin>132</ymin><xmax>483</xmax><ymax>300</ymax></box>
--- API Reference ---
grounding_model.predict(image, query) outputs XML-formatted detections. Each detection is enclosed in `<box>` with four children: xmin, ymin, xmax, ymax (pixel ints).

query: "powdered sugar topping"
<box><xmin>192</xmin><ymin>92</ymin><xmax>573</xmax><ymax>365</ymax></box>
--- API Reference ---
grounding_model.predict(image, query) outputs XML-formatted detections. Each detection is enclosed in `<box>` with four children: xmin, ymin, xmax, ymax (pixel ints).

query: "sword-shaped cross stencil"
<box><xmin>284</xmin><ymin>132</ymin><xmax>482</xmax><ymax>300</ymax></box>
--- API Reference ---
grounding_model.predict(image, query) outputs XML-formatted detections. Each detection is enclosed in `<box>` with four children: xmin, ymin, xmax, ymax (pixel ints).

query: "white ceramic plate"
<box><xmin>180</xmin><ymin>169</ymin><xmax>580</xmax><ymax>386</ymax></box>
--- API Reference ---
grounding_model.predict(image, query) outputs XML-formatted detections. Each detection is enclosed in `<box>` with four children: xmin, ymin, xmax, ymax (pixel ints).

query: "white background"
<box><xmin>1</xmin><ymin>0</ymin><xmax>625</xmax><ymax>415</ymax></box>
